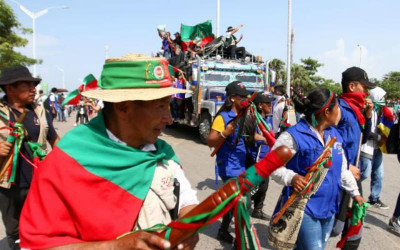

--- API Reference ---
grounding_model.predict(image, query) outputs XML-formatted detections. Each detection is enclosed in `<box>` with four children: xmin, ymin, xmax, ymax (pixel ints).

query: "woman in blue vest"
<box><xmin>208</xmin><ymin>81</ymin><xmax>253</xmax><ymax>245</ymax></box>
<box><xmin>249</xmin><ymin>92</ymin><xmax>274</xmax><ymax>220</ymax></box>
<box><xmin>271</xmin><ymin>88</ymin><xmax>364</xmax><ymax>250</ymax></box>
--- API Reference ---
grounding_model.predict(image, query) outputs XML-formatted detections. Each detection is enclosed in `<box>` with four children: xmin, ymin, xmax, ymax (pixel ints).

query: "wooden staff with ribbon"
<box><xmin>0</xmin><ymin>109</ymin><xmax>28</xmax><ymax>181</ymax></box>
<box><xmin>118</xmin><ymin>146</ymin><xmax>293</xmax><ymax>250</ymax></box>
<box><xmin>272</xmin><ymin>137</ymin><xmax>337</xmax><ymax>225</ymax></box>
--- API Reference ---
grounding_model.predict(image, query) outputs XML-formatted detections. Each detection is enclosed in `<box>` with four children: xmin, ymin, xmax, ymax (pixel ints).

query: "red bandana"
<box><xmin>340</xmin><ymin>92</ymin><xmax>367</xmax><ymax>127</ymax></box>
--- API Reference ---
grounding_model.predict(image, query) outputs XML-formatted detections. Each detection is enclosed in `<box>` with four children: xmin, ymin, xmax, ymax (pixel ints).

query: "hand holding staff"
<box><xmin>0</xmin><ymin>110</ymin><xmax>28</xmax><ymax>180</ymax></box>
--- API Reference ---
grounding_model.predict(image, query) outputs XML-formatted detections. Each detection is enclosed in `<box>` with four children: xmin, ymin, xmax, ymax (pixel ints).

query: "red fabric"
<box><xmin>336</xmin><ymin>220</ymin><xmax>362</xmax><ymax>249</ymax></box>
<box><xmin>19</xmin><ymin>147</ymin><xmax>142</xmax><ymax>249</ymax></box>
<box><xmin>181</xmin><ymin>36</ymin><xmax>214</xmax><ymax>51</ymax></box>
<box><xmin>254</xmin><ymin>150</ymin><xmax>284</xmax><ymax>179</ymax></box>
<box><xmin>382</xmin><ymin>106</ymin><xmax>394</xmax><ymax>121</ymax></box>
<box><xmin>340</xmin><ymin>92</ymin><xmax>367</xmax><ymax>126</ymax></box>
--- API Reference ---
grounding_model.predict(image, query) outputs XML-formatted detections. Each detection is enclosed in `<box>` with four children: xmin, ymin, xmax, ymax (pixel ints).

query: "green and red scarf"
<box><xmin>20</xmin><ymin>111</ymin><xmax>179</xmax><ymax>249</ymax></box>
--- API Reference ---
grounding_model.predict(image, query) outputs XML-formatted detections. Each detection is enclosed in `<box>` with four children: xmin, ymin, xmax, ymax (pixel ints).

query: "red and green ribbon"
<box><xmin>0</xmin><ymin>111</ymin><xmax>25</xmax><ymax>182</ymax></box>
<box><xmin>117</xmin><ymin>173</ymin><xmax>261</xmax><ymax>250</ymax></box>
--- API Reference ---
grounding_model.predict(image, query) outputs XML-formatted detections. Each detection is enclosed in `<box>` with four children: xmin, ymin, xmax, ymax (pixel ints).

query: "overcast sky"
<box><xmin>6</xmin><ymin>0</ymin><xmax>400</xmax><ymax>90</ymax></box>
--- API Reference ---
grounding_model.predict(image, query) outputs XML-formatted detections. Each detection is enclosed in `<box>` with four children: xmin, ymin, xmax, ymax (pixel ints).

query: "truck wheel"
<box><xmin>199</xmin><ymin>112</ymin><xmax>211</xmax><ymax>144</ymax></box>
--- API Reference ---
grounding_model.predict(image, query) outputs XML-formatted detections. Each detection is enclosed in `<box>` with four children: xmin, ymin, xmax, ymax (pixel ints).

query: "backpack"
<box><xmin>386</xmin><ymin>122</ymin><xmax>400</xmax><ymax>154</ymax></box>
<box><xmin>43</xmin><ymin>96</ymin><xmax>51</xmax><ymax>111</ymax></box>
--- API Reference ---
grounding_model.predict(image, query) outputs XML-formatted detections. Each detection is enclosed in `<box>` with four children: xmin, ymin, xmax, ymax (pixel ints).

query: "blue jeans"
<box><xmin>295</xmin><ymin>213</ymin><xmax>335</xmax><ymax>250</ymax></box>
<box><xmin>360</xmin><ymin>149</ymin><xmax>383</xmax><ymax>202</ymax></box>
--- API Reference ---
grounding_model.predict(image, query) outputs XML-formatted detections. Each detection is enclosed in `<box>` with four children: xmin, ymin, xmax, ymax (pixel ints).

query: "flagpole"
<box><xmin>216</xmin><ymin>0</ymin><xmax>220</xmax><ymax>37</ymax></box>
<box><xmin>286</xmin><ymin>0</ymin><xmax>292</xmax><ymax>100</ymax></box>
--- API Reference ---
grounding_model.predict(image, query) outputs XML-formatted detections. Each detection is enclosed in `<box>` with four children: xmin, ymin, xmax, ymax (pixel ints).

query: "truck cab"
<box><xmin>174</xmin><ymin>57</ymin><xmax>268</xmax><ymax>143</ymax></box>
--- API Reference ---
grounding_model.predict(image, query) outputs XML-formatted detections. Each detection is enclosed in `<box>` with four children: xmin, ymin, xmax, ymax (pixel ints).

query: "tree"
<box><xmin>300</xmin><ymin>57</ymin><xmax>324</xmax><ymax>86</ymax></box>
<box><xmin>301</xmin><ymin>57</ymin><xmax>324</xmax><ymax>76</ymax></box>
<box><xmin>379</xmin><ymin>71</ymin><xmax>400</xmax><ymax>100</ymax></box>
<box><xmin>320</xmin><ymin>79</ymin><xmax>342</xmax><ymax>95</ymax></box>
<box><xmin>0</xmin><ymin>0</ymin><xmax>39</xmax><ymax>70</ymax></box>
<box><xmin>289</xmin><ymin>63</ymin><xmax>313</xmax><ymax>91</ymax></box>
<box><xmin>269</xmin><ymin>58</ymin><xmax>285</xmax><ymax>85</ymax></box>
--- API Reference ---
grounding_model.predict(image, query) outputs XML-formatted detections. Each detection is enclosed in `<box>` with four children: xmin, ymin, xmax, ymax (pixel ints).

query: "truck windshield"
<box><xmin>204</xmin><ymin>73</ymin><xmax>230</xmax><ymax>82</ymax></box>
<box><xmin>235</xmin><ymin>75</ymin><xmax>261</xmax><ymax>83</ymax></box>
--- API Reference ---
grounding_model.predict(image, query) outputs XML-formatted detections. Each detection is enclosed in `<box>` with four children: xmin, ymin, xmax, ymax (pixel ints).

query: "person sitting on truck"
<box><xmin>223</xmin><ymin>25</ymin><xmax>246</xmax><ymax>60</ymax></box>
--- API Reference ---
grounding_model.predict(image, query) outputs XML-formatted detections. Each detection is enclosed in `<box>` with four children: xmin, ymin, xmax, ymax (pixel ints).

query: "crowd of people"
<box><xmin>0</xmin><ymin>55</ymin><xmax>399</xmax><ymax>250</ymax></box>
<box><xmin>208</xmin><ymin>66</ymin><xmax>400</xmax><ymax>249</ymax></box>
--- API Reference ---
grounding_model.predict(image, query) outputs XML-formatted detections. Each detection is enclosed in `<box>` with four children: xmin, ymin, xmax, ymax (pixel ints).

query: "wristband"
<box><xmin>220</xmin><ymin>131</ymin><xmax>227</xmax><ymax>139</ymax></box>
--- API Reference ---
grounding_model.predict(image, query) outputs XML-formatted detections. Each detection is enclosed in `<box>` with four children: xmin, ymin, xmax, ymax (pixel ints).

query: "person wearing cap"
<box><xmin>0</xmin><ymin>65</ymin><xmax>59</xmax><ymax>249</ymax></box>
<box><xmin>19</xmin><ymin>54</ymin><xmax>199</xmax><ymax>249</ymax></box>
<box><xmin>331</xmin><ymin>66</ymin><xmax>375</xmax><ymax>248</ymax></box>
<box><xmin>359</xmin><ymin>86</ymin><xmax>392</xmax><ymax>209</ymax></box>
<box><xmin>272</xmin><ymin>85</ymin><xmax>290</xmax><ymax>136</ymax></box>
<box><xmin>270</xmin><ymin>88</ymin><xmax>363</xmax><ymax>250</ymax></box>
<box><xmin>223</xmin><ymin>24</ymin><xmax>245</xmax><ymax>59</ymax></box>
<box><xmin>249</xmin><ymin>92</ymin><xmax>274</xmax><ymax>220</ymax></box>
<box><xmin>207</xmin><ymin>81</ymin><xmax>251</xmax><ymax>244</ymax></box>
<box><xmin>172</xmin><ymin>32</ymin><xmax>183</xmax><ymax>56</ymax></box>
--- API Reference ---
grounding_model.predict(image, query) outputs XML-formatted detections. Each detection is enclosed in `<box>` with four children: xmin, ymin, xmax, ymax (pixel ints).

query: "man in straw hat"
<box><xmin>19</xmin><ymin>54</ymin><xmax>199</xmax><ymax>249</ymax></box>
<box><xmin>0</xmin><ymin>66</ymin><xmax>59</xmax><ymax>250</ymax></box>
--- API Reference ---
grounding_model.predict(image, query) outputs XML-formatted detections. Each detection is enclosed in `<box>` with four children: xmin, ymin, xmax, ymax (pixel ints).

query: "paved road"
<box><xmin>1</xmin><ymin>113</ymin><xmax>400</xmax><ymax>249</ymax></box>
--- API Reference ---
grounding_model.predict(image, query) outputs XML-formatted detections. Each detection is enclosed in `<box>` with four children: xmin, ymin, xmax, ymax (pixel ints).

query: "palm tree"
<box><xmin>290</xmin><ymin>64</ymin><xmax>313</xmax><ymax>91</ymax></box>
<box><xmin>270</xmin><ymin>58</ymin><xmax>286</xmax><ymax>85</ymax></box>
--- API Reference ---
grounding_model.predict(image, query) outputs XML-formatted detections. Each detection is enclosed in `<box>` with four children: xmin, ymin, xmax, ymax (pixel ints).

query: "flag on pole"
<box><xmin>180</xmin><ymin>20</ymin><xmax>214</xmax><ymax>51</ymax></box>
<box><xmin>62</xmin><ymin>74</ymin><xmax>98</xmax><ymax>106</ymax></box>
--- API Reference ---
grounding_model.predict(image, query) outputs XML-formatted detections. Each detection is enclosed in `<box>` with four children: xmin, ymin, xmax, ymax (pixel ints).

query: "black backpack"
<box><xmin>386</xmin><ymin>122</ymin><xmax>400</xmax><ymax>154</ymax></box>
<box><xmin>43</xmin><ymin>96</ymin><xmax>51</xmax><ymax>111</ymax></box>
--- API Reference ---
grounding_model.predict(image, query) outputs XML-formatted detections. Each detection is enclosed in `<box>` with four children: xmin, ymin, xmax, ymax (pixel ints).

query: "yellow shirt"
<box><xmin>211</xmin><ymin>115</ymin><xmax>225</xmax><ymax>132</ymax></box>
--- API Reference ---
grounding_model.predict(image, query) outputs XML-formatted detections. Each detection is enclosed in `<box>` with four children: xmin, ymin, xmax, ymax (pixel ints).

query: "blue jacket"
<box><xmin>337</xmin><ymin>99</ymin><xmax>362</xmax><ymax>166</ymax></box>
<box><xmin>277</xmin><ymin>119</ymin><xmax>344</xmax><ymax>219</ymax></box>
<box><xmin>215</xmin><ymin>110</ymin><xmax>247</xmax><ymax>179</ymax></box>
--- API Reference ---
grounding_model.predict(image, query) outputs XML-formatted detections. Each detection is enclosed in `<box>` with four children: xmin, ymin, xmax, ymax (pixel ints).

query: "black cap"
<box><xmin>226</xmin><ymin>26</ymin><xmax>234</xmax><ymax>32</ymax></box>
<box><xmin>254</xmin><ymin>92</ymin><xmax>274</xmax><ymax>104</ymax></box>
<box><xmin>174</xmin><ymin>32</ymin><xmax>180</xmax><ymax>36</ymax></box>
<box><xmin>225</xmin><ymin>81</ymin><xmax>250</xmax><ymax>97</ymax></box>
<box><xmin>341</xmin><ymin>67</ymin><xmax>376</xmax><ymax>89</ymax></box>
<box><xmin>0</xmin><ymin>66</ymin><xmax>41</xmax><ymax>86</ymax></box>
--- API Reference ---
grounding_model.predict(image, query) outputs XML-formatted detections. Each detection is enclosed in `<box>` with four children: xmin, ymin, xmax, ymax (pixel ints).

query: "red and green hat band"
<box><xmin>100</xmin><ymin>59</ymin><xmax>173</xmax><ymax>89</ymax></box>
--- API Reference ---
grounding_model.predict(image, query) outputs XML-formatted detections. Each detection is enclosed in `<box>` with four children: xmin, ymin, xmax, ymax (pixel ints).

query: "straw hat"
<box><xmin>82</xmin><ymin>53</ymin><xmax>191</xmax><ymax>102</ymax></box>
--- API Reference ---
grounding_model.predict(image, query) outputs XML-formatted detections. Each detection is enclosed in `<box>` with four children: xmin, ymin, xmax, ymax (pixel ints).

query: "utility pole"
<box><xmin>286</xmin><ymin>0</ymin><xmax>292</xmax><ymax>99</ymax></box>
<box><xmin>216</xmin><ymin>0</ymin><xmax>220</xmax><ymax>37</ymax></box>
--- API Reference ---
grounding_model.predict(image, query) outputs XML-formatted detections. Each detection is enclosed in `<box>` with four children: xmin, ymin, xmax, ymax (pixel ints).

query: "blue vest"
<box><xmin>279</xmin><ymin>119</ymin><xmax>344</xmax><ymax>219</ymax></box>
<box><xmin>215</xmin><ymin>110</ymin><xmax>247</xmax><ymax>179</ymax></box>
<box><xmin>252</xmin><ymin>116</ymin><xmax>272</xmax><ymax>161</ymax></box>
<box><xmin>337</xmin><ymin>98</ymin><xmax>362</xmax><ymax>166</ymax></box>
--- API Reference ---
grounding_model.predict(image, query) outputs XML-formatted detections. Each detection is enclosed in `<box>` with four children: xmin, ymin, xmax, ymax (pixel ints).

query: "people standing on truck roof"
<box><xmin>172</xmin><ymin>32</ymin><xmax>183</xmax><ymax>56</ymax></box>
<box><xmin>208</xmin><ymin>81</ymin><xmax>253</xmax><ymax>245</ymax></box>
<box><xmin>224</xmin><ymin>25</ymin><xmax>246</xmax><ymax>60</ymax></box>
<box><xmin>158</xmin><ymin>30</ymin><xmax>174</xmax><ymax>59</ymax></box>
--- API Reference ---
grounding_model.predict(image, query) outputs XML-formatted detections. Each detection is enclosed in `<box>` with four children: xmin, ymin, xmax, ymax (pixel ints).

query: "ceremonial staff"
<box><xmin>211</xmin><ymin>92</ymin><xmax>258</xmax><ymax>157</ymax></box>
<box><xmin>272</xmin><ymin>137</ymin><xmax>337</xmax><ymax>225</ymax></box>
<box><xmin>0</xmin><ymin>109</ymin><xmax>28</xmax><ymax>180</ymax></box>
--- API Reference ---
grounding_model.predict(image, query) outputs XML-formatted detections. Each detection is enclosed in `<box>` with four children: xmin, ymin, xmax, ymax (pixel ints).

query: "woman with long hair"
<box><xmin>208</xmin><ymin>81</ymin><xmax>254</xmax><ymax>245</ymax></box>
<box><xmin>271</xmin><ymin>87</ymin><xmax>364</xmax><ymax>249</ymax></box>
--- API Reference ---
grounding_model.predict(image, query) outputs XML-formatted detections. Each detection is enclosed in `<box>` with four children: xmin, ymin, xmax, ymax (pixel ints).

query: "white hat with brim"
<box><xmin>81</xmin><ymin>53</ymin><xmax>191</xmax><ymax>102</ymax></box>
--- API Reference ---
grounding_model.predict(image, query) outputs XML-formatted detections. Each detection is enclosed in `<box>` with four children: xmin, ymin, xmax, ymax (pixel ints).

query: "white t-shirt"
<box><xmin>273</xmin><ymin>96</ymin><xmax>285</xmax><ymax>133</ymax></box>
